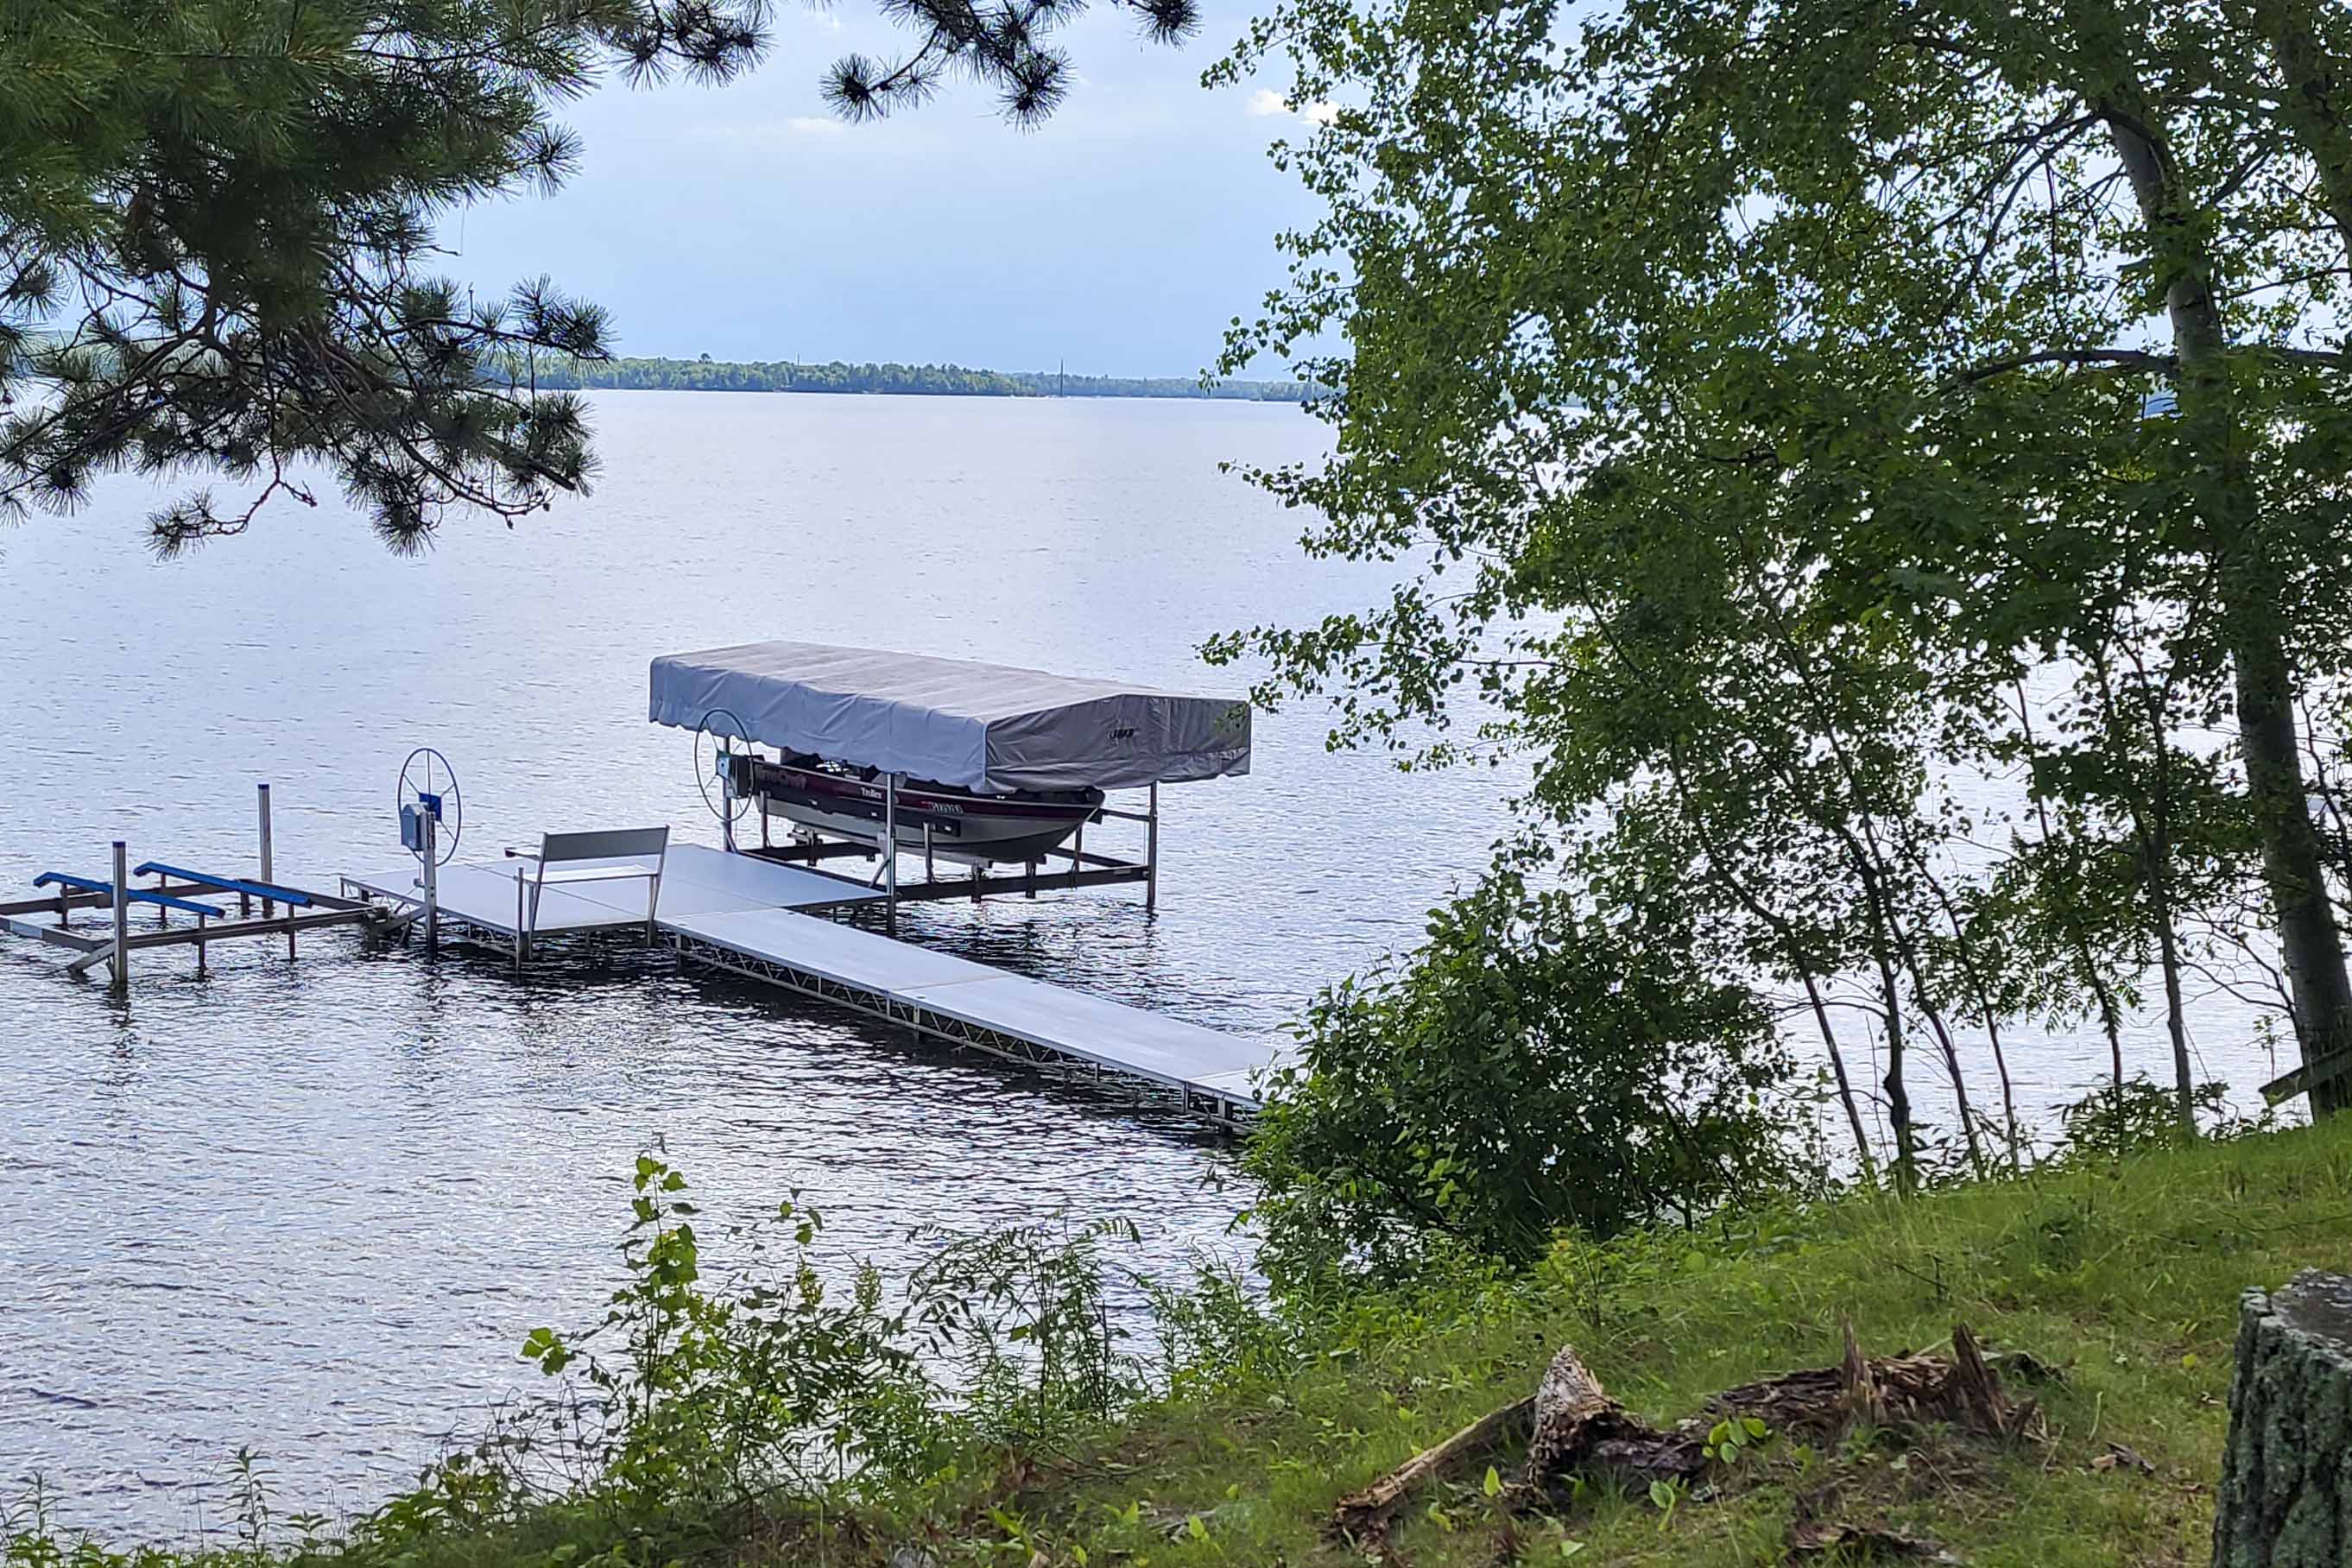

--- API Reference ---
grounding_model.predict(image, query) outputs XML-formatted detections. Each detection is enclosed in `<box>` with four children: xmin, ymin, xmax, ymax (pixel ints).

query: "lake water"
<box><xmin>0</xmin><ymin>392</ymin><xmax>2285</xmax><ymax>1539</ymax></box>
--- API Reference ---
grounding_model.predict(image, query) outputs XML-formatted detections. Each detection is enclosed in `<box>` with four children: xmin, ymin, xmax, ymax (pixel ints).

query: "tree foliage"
<box><xmin>1242</xmin><ymin>861</ymin><xmax>1805</xmax><ymax>1281</ymax></box>
<box><xmin>1215</xmin><ymin>0</ymin><xmax>2352</xmax><ymax>1198</ymax></box>
<box><xmin>0</xmin><ymin>0</ymin><xmax>1195</xmax><ymax>551</ymax></box>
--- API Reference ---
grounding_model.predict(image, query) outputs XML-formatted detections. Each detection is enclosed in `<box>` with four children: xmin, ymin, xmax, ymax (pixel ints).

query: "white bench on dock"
<box><xmin>505</xmin><ymin>827</ymin><xmax>670</xmax><ymax>959</ymax></box>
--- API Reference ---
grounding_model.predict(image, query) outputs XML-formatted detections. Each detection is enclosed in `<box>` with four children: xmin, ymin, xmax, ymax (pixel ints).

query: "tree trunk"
<box><xmin>2102</xmin><ymin>91</ymin><xmax>2352</xmax><ymax>1116</ymax></box>
<box><xmin>2210</xmin><ymin>1271</ymin><xmax>2352</xmax><ymax>1566</ymax></box>
<box><xmin>1903</xmin><ymin>947</ymin><xmax>1987</xmax><ymax>1176</ymax></box>
<box><xmin>2254</xmin><ymin>1</ymin><xmax>2352</xmax><ymax>267</ymax></box>
<box><xmin>1802</xmin><ymin>966</ymin><xmax>1880</xmax><ymax>1184</ymax></box>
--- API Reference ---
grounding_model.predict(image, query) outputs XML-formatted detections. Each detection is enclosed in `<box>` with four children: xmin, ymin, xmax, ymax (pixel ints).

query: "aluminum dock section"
<box><xmin>664</xmin><ymin>907</ymin><xmax>1273</xmax><ymax>1122</ymax></box>
<box><xmin>343</xmin><ymin>843</ymin><xmax>1274</xmax><ymax>1121</ymax></box>
<box><xmin>342</xmin><ymin>844</ymin><xmax>880</xmax><ymax>940</ymax></box>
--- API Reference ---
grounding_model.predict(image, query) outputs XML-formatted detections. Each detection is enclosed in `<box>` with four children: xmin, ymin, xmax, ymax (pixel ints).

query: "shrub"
<box><xmin>1241</xmin><ymin>869</ymin><xmax>1811</xmax><ymax>1285</ymax></box>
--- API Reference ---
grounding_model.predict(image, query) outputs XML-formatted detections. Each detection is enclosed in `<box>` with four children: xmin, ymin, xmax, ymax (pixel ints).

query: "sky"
<box><xmin>439</xmin><ymin>0</ymin><xmax>1324</xmax><ymax>379</ymax></box>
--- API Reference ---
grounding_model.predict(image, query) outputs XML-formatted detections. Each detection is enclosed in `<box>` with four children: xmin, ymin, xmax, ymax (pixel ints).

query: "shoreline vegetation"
<box><xmin>505</xmin><ymin>356</ymin><xmax>1319</xmax><ymax>401</ymax></box>
<box><xmin>11</xmin><ymin>1113</ymin><xmax>2346</xmax><ymax>1568</ymax></box>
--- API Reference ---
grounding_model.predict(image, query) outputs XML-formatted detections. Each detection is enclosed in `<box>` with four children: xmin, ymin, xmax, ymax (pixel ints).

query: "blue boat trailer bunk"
<box><xmin>0</xmin><ymin>783</ymin><xmax>395</xmax><ymax>989</ymax></box>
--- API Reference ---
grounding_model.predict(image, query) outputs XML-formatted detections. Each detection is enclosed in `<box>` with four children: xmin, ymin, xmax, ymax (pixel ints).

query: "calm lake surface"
<box><xmin>0</xmin><ymin>392</ymin><xmax>2284</xmax><ymax>1538</ymax></box>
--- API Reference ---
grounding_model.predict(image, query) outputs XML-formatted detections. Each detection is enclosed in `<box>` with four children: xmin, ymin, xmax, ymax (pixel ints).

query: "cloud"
<box><xmin>1248</xmin><ymin>88</ymin><xmax>1339</xmax><ymax>124</ymax></box>
<box><xmin>787</xmin><ymin>117</ymin><xmax>845</xmax><ymax>136</ymax></box>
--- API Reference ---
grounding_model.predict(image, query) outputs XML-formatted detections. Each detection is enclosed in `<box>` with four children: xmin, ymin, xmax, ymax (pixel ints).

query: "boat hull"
<box><xmin>746</xmin><ymin>760</ymin><xmax>1099</xmax><ymax>867</ymax></box>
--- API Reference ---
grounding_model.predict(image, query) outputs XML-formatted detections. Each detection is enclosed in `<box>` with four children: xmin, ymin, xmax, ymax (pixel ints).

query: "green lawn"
<box><xmin>876</xmin><ymin>1118</ymin><xmax>2352</xmax><ymax>1566</ymax></box>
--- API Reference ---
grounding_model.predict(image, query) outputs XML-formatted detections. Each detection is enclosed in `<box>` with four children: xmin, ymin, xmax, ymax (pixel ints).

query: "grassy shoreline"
<box><xmin>16</xmin><ymin>1122</ymin><xmax>2352</xmax><ymax>1567</ymax></box>
<box><xmin>867</xmin><ymin>1119</ymin><xmax>2345</xmax><ymax>1566</ymax></box>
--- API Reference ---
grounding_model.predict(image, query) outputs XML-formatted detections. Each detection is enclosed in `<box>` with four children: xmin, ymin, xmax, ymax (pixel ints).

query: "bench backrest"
<box><xmin>536</xmin><ymin>826</ymin><xmax>670</xmax><ymax>864</ymax></box>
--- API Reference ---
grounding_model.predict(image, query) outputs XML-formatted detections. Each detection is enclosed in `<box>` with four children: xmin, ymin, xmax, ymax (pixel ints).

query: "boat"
<box><xmin>730</xmin><ymin>750</ymin><xmax>1102</xmax><ymax>865</ymax></box>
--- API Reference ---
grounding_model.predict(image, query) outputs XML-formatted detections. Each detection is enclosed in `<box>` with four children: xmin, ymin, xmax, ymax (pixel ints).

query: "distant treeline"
<box><xmin>508</xmin><ymin>355</ymin><xmax>1317</xmax><ymax>401</ymax></box>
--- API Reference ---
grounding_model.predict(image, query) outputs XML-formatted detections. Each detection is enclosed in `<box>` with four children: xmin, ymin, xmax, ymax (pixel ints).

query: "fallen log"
<box><xmin>1331</xmin><ymin>1394</ymin><xmax>1534</xmax><ymax>1542</ymax></box>
<box><xmin>1329</xmin><ymin>1321</ymin><xmax>2035</xmax><ymax>1541</ymax></box>
<box><xmin>1708</xmin><ymin>1322</ymin><xmax>2036</xmax><ymax>1443</ymax></box>
<box><xmin>1526</xmin><ymin>1342</ymin><xmax>1706</xmax><ymax>1493</ymax></box>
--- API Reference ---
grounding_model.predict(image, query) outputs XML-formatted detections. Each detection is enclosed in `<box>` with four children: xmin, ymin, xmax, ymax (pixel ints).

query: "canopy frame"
<box><xmin>733</xmin><ymin>772</ymin><xmax>1162</xmax><ymax>933</ymax></box>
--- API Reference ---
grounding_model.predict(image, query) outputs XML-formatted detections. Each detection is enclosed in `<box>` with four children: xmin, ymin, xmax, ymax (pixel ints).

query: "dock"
<box><xmin>9</xmin><ymin>670</ymin><xmax>1280</xmax><ymax>1126</ymax></box>
<box><xmin>343</xmin><ymin>842</ymin><xmax>1276</xmax><ymax>1122</ymax></box>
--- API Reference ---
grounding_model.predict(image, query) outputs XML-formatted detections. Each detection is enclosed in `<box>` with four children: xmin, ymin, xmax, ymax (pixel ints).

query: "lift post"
<box><xmin>110</xmin><ymin>840</ymin><xmax>128</xmax><ymax>994</ymax></box>
<box><xmin>258</xmin><ymin>783</ymin><xmax>275</xmax><ymax>919</ymax></box>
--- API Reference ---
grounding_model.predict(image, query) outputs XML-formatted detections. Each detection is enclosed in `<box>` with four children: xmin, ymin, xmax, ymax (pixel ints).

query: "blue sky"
<box><xmin>442</xmin><ymin>0</ymin><xmax>1320</xmax><ymax>378</ymax></box>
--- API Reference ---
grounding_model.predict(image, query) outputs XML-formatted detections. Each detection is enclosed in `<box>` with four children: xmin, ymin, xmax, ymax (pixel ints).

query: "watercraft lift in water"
<box><xmin>0</xmin><ymin>784</ymin><xmax>395</xmax><ymax>989</ymax></box>
<box><xmin>343</xmin><ymin>647</ymin><xmax>1275</xmax><ymax>1121</ymax></box>
<box><xmin>648</xmin><ymin>641</ymin><xmax>1254</xmax><ymax>928</ymax></box>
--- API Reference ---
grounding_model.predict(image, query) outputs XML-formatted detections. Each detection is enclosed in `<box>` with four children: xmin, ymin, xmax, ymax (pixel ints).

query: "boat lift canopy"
<box><xmin>648</xmin><ymin>641</ymin><xmax>1252</xmax><ymax>794</ymax></box>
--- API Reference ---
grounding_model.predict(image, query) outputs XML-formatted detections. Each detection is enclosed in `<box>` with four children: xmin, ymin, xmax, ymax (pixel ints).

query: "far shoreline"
<box><xmin>511</xmin><ymin>354</ymin><xmax>1319</xmax><ymax>403</ymax></box>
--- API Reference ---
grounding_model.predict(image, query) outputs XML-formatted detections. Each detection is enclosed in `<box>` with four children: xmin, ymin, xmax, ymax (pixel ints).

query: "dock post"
<box><xmin>195</xmin><ymin>913</ymin><xmax>207</xmax><ymax>978</ymax></box>
<box><xmin>720</xmin><ymin>745</ymin><xmax>737</xmax><ymax>854</ymax></box>
<box><xmin>1146</xmin><ymin>782</ymin><xmax>1160</xmax><ymax>914</ymax></box>
<box><xmin>110</xmin><ymin>839</ymin><xmax>129</xmax><ymax>994</ymax></box>
<box><xmin>882</xmin><ymin>773</ymin><xmax>899</xmax><ymax>934</ymax></box>
<box><xmin>421</xmin><ymin>810</ymin><xmax>439</xmax><ymax>951</ymax></box>
<box><xmin>257</xmin><ymin>783</ymin><xmax>275</xmax><ymax>918</ymax></box>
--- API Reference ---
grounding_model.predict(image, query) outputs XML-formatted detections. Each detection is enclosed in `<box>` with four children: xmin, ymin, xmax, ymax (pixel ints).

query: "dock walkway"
<box><xmin>343</xmin><ymin>842</ymin><xmax>1273</xmax><ymax>1121</ymax></box>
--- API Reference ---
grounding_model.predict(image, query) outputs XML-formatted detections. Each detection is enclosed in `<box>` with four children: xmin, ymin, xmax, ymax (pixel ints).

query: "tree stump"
<box><xmin>2211</xmin><ymin>1271</ymin><xmax>2352</xmax><ymax>1567</ymax></box>
<box><xmin>1525</xmin><ymin>1342</ymin><xmax>1705</xmax><ymax>1492</ymax></box>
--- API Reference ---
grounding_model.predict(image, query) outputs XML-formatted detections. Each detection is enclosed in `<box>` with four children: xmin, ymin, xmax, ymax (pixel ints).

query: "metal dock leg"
<box><xmin>882</xmin><ymin>773</ymin><xmax>899</xmax><ymax>935</ymax></box>
<box><xmin>421</xmin><ymin>811</ymin><xmax>439</xmax><ymax>951</ymax></box>
<box><xmin>1146</xmin><ymin>782</ymin><xmax>1159</xmax><ymax>913</ymax></box>
<box><xmin>109</xmin><ymin>840</ymin><xmax>128</xmax><ymax>995</ymax></box>
<box><xmin>257</xmin><ymin>783</ymin><xmax>275</xmax><ymax>919</ymax></box>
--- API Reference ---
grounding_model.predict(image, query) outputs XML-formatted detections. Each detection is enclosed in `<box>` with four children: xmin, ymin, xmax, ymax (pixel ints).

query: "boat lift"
<box><xmin>654</xmin><ymin>642</ymin><xmax>1250</xmax><ymax>932</ymax></box>
<box><xmin>713</xmin><ymin>744</ymin><xmax>1166</xmax><ymax>925</ymax></box>
<box><xmin>0</xmin><ymin>783</ymin><xmax>394</xmax><ymax>989</ymax></box>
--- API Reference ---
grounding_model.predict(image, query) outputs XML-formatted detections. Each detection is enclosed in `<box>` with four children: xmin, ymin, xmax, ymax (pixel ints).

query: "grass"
<box><xmin>866</xmin><ymin>1116</ymin><xmax>2352</xmax><ymax>1566</ymax></box>
<box><xmin>19</xmin><ymin>1120</ymin><xmax>2352</xmax><ymax>1568</ymax></box>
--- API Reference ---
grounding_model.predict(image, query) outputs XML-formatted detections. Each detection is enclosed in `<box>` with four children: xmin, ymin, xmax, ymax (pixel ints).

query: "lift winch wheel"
<box><xmin>693</xmin><ymin>709</ymin><xmax>755</xmax><ymax>828</ymax></box>
<box><xmin>397</xmin><ymin>747</ymin><xmax>464</xmax><ymax>867</ymax></box>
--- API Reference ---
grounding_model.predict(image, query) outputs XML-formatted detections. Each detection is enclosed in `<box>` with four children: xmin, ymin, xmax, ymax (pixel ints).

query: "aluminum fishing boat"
<box><xmin>731</xmin><ymin>751</ymin><xmax>1102</xmax><ymax>865</ymax></box>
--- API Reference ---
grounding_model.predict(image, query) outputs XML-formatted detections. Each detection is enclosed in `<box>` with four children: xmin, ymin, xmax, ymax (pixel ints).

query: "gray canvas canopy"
<box><xmin>648</xmin><ymin>641</ymin><xmax>1252</xmax><ymax>794</ymax></box>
